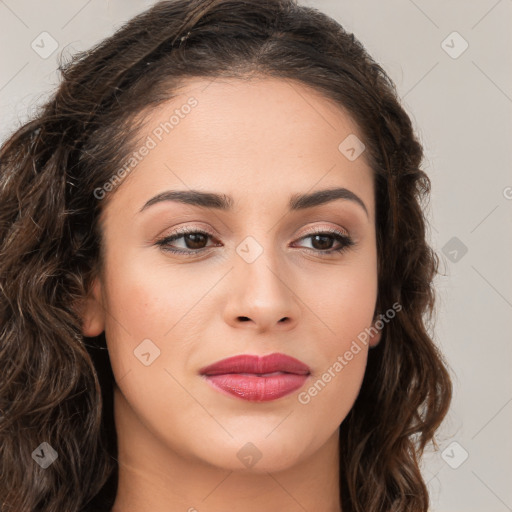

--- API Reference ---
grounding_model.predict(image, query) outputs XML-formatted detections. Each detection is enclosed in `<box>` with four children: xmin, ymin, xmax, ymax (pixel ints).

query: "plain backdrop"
<box><xmin>1</xmin><ymin>1</ymin><xmax>511</xmax><ymax>510</ymax></box>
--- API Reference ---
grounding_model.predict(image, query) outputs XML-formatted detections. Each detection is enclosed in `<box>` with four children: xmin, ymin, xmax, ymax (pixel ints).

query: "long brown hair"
<box><xmin>0</xmin><ymin>1</ymin><xmax>452</xmax><ymax>510</ymax></box>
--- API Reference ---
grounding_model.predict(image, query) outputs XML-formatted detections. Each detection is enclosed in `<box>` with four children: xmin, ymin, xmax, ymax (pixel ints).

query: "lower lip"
<box><xmin>203</xmin><ymin>373</ymin><xmax>309</xmax><ymax>402</ymax></box>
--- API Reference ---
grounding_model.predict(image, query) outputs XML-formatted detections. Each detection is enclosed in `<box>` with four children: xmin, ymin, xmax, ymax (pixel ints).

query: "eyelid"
<box><xmin>156</xmin><ymin>223</ymin><xmax>218</xmax><ymax>241</ymax></box>
<box><xmin>296</xmin><ymin>224</ymin><xmax>350</xmax><ymax>239</ymax></box>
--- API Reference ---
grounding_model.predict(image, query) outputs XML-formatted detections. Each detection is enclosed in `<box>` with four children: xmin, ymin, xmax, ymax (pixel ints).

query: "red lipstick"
<box><xmin>199</xmin><ymin>353</ymin><xmax>310</xmax><ymax>402</ymax></box>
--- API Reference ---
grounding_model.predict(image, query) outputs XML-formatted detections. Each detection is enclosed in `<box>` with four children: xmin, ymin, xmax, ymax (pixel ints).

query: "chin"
<box><xmin>192</xmin><ymin>431</ymin><xmax>315</xmax><ymax>474</ymax></box>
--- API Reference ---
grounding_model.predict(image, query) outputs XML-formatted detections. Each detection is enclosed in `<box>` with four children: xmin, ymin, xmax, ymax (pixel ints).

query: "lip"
<box><xmin>199</xmin><ymin>353</ymin><xmax>311</xmax><ymax>402</ymax></box>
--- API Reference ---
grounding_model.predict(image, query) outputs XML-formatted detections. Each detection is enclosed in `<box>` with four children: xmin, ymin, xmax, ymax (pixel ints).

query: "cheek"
<box><xmin>305</xmin><ymin>261</ymin><xmax>378</xmax><ymax>347</ymax></box>
<box><xmin>101</xmin><ymin>259</ymin><xmax>201</xmax><ymax>438</ymax></box>
<box><xmin>297</xmin><ymin>282</ymin><xmax>373</xmax><ymax>425</ymax></box>
<box><xmin>292</xmin><ymin>263</ymin><xmax>376</xmax><ymax>411</ymax></box>
<box><xmin>99</xmin><ymin>256</ymin><xmax>171</xmax><ymax>380</ymax></box>
<box><xmin>102</xmin><ymin>252</ymin><xmax>194</xmax><ymax>339</ymax></box>
<box><xmin>101</xmin><ymin>252</ymin><xmax>215</xmax><ymax>388</ymax></box>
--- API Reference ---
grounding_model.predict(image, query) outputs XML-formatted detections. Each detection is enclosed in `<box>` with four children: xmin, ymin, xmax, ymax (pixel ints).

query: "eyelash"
<box><xmin>155</xmin><ymin>226</ymin><xmax>355</xmax><ymax>258</ymax></box>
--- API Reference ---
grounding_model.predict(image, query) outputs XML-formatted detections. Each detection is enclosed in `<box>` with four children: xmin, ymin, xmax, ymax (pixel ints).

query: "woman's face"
<box><xmin>82</xmin><ymin>76</ymin><xmax>381</xmax><ymax>473</ymax></box>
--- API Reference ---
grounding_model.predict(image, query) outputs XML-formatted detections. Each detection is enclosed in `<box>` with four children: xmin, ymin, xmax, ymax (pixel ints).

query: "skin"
<box><xmin>81</xmin><ymin>76</ymin><xmax>381</xmax><ymax>512</ymax></box>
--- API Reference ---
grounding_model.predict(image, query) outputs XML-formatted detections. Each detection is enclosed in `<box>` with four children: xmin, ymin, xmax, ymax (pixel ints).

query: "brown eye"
<box><xmin>309</xmin><ymin>234</ymin><xmax>336</xmax><ymax>251</ymax></box>
<box><xmin>294</xmin><ymin>229</ymin><xmax>355</xmax><ymax>256</ymax></box>
<box><xmin>180</xmin><ymin>232</ymin><xmax>209</xmax><ymax>250</ymax></box>
<box><xmin>155</xmin><ymin>229</ymin><xmax>218</xmax><ymax>256</ymax></box>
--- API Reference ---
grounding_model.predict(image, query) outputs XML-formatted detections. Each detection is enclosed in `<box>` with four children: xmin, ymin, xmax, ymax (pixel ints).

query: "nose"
<box><xmin>222</xmin><ymin>244</ymin><xmax>301</xmax><ymax>333</ymax></box>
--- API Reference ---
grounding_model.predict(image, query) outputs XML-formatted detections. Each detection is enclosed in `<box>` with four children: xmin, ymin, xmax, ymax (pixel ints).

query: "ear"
<box><xmin>368</xmin><ymin>314</ymin><xmax>383</xmax><ymax>348</ymax></box>
<box><xmin>77</xmin><ymin>277</ymin><xmax>106</xmax><ymax>337</ymax></box>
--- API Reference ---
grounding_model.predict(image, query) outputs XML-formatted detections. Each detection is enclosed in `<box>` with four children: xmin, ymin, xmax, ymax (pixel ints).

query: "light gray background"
<box><xmin>1</xmin><ymin>1</ymin><xmax>511</xmax><ymax>510</ymax></box>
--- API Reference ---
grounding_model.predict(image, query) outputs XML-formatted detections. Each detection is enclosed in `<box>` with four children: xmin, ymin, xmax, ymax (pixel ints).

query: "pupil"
<box><xmin>186</xmin><ymin>233</ymin><xmax>207</xmax><ymax>249</ymax></box>
<box><xmin>312</xmin><ymin>234</ymin><xmax>333</xmax><ymax>250</ymax></box>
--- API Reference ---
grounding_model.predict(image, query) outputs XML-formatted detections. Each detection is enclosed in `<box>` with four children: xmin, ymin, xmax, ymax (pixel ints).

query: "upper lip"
<box><xmin>199</xmin><ymin>353</ymin><xmax>310</xmax><ymax>376</ymax></box>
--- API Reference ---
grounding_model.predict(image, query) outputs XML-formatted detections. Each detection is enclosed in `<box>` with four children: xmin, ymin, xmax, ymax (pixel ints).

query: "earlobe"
<box><xmin>368</xmin><ymin>327</ymin><xmax>382</xmax><ymax>348</ymax></box>
<box><xmin>368</xmin><ymin>314</ymin><xmax>383</xmax><ymax>348</ymax></box>
<box><xmin>79</xmin><ymin>278</ymin><xmax>106</xmax><ymax>337</ymax></box>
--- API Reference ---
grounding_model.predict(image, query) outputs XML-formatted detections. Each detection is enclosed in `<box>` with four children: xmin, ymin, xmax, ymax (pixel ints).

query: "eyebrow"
<box><xmin>139</xmin><ymin>187</ymin><xmax>368</xmax><ymax>217</ymax></box>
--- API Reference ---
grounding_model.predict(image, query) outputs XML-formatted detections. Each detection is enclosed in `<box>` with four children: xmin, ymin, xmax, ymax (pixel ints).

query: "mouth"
<box><xmin>199</xmin><ymin>353</ymin><xmax>311</xmax><ymax>402</ymax></box>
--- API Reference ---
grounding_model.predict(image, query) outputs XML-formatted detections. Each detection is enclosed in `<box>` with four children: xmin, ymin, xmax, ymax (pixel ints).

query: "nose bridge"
<box><xmin>235</xmin><ymin>232</ymin><xmax>286</xmax><ymax>301</ymax></box>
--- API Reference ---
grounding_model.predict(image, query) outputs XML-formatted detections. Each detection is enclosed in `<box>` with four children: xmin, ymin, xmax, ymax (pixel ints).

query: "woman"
<box><xmin>0</xmin><ymin>0</ymin><xmax>452</xmax><ymax>511</ymax></box>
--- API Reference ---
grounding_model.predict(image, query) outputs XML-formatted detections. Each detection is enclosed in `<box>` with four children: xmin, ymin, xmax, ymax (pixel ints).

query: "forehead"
<box><xmin>101</xmin><ymin>75</ymin><xmax>375</xmax><ymax>220</ymax></box>
<box><xmin>161</xmin><ymin>75</ymin><xmax>361</xmax><ymax>141</ymax></box>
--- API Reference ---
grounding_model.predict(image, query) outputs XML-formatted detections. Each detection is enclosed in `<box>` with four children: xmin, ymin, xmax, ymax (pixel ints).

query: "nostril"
<box><xmin>238</xmin><ymin>316</ymin><xmax>250</xmax><ymax>322</ymax></box>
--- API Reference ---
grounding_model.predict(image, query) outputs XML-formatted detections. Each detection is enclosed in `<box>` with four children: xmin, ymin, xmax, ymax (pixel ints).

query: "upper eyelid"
<box><xmin>298</xmin><ymin>225</ymin><xmax>349</xmax><ymax>237</ymax></box>
<box><xmin>162</xmin><ymin>225</ymin><xmax>350</xmax><ymax>237</ymax></box>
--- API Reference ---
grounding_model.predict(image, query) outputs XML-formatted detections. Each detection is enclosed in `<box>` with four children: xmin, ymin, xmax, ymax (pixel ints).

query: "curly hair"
<box><xmin>0</xmin><ymin>0</ymin><xmax>452</xmax><ymax>510</ymax></box>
